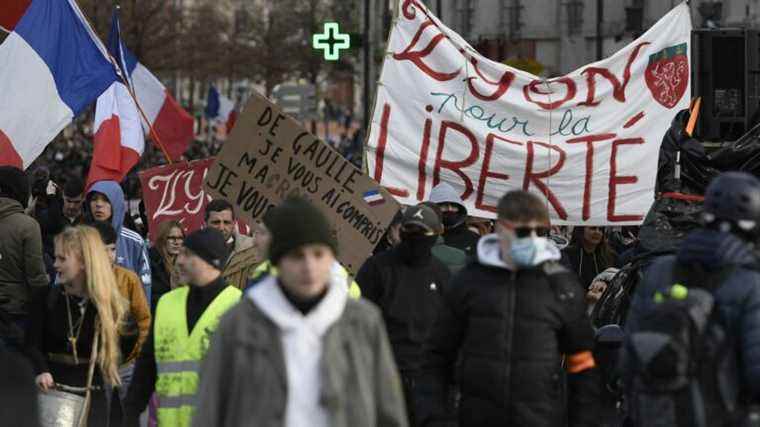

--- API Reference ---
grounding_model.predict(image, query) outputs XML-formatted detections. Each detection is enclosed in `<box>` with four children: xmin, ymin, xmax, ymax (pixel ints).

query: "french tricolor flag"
<box><xmin>87</xmin><ymin>10</ymin><xmax>144</xmax><ymax>187</ymax></box>
<box><xmin>0</xmin><ymin>0</ymin><xmax>117</xmax><ymax>169</ymax></box>
<box><xmin>121</xmin><ymin>35</ymin><xmax>194</xmax><ymax>161</ymax></box>
<box><xmin>205</xmin><ymin>86</ymin><xmax>238</xmax><ymax>134</ymax></box>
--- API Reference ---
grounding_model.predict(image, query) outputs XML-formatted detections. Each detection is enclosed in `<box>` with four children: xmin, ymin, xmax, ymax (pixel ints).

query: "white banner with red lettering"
<box><xmin>367</xmin><ymin>1</ymin><xmax>691</xmax><ymax>224</ymax></box>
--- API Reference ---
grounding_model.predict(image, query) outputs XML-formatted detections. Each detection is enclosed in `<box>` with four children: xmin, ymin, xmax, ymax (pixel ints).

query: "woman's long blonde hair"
<box><xmin>55</xmin><ymin>226</ymin><xmax>128</xmax><ymax>386</ymax></box>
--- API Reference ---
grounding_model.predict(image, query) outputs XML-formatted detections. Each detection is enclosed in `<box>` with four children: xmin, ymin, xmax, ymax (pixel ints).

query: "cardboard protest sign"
<box><xmin>205</xmin><ymin>92</ymin><xmax>400</xmax><ymax>274</ymax></box>
<box><xmin>139</xmin><ymin>158</ymin><xmax>248</xmax><ymax>243</ymax></box>
<box><xmin>367</xmin><ymin>0</ymin><xmax>692</xmax><ymax>225</ymax></box>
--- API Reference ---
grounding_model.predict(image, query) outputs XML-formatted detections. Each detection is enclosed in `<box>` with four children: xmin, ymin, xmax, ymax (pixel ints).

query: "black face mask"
<box><xmin>441</xmin><ymin>211</ymin><xmax>465</xmax><ymax>229</ymax></box>
<box><xmin>398</xmin><ymin>232</ymin><xmax>438</xmax><ymax>263</ymax></box>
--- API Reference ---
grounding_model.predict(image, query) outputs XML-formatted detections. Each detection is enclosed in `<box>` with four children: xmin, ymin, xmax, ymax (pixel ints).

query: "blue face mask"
<box><xmin>509</xmin><ymin>236</ymin><xmax>540</xmax><ymax>268</ymax></box>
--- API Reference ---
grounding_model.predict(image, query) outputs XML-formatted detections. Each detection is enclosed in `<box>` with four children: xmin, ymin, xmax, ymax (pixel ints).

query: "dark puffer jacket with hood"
<box><xmin>625</xmin><ymin>229</ymin><xmax>760</xmax><ymax>403</ymax></box>
<box><xmin>0</xmin><ymin>197</ymin><xmax>48</xmax><ymax>316</ymax></box>
<box><xmin>86</xmin><ymin>181</ymin><xmax>151</xmax><ymax>301</ymax></box>
<box><xmin>429</xmin><ymin>183</ymin><xmax>480</xmax><ymax>255</ymax></box>
<box><xmin>417</xmin><ymin>234</ymin><xmax>599</xmax><ymax>427</ymax></box>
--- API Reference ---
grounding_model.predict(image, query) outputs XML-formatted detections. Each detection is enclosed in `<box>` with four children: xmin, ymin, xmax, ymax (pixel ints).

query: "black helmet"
<box><xmin>703</xmin><ymin>172</ymin><xmax>760</xmax><ymax>235</ymax></box>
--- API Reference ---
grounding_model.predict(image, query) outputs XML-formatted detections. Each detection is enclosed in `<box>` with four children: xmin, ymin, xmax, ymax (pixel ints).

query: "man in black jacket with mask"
<box><xmin>417</xmin><ymin>190</ymin><xmax>599</xmax><ymax>427</ymax></box>
<box><xmin>356</xmin><ymin>203</ymin><xmax>451</xmax><ymax>426</ymax></box>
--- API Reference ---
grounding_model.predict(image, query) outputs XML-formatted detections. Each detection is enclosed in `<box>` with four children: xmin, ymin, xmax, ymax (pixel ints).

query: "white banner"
<box><xmin>367</xmin><ymin>0</ymin><xmax>692</xmax><ymax>224</ymax></box>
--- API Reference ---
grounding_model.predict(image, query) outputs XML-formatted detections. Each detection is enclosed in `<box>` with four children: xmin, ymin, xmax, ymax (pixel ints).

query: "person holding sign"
<box><xmin>193</xmin><ymin>197</ymin><xmax>408</xmax><ymax>427</ymax></box>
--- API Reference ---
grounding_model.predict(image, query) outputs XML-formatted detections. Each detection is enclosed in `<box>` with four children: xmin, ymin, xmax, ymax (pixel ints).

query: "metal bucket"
<box><xmin>38</xmin><ymin>389</ymin><xmax>86</xmax><ymax>427</ymax></box>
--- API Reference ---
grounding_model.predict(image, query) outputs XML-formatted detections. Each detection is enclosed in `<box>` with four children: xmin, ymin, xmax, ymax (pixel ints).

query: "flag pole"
<box><xmin>108</xmin><ymin>52</ymin><xmax>174</xmax><ymax>165</ymax></box>
<box><xmin>80</xmin><ymin>3</ymin><xmax>174</xmax><ymax>164</ymax></box>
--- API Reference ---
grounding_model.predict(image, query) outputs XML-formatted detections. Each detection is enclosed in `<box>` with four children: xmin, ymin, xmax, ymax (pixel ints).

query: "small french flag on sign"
<box><xmin>363</xmin><ymin>189</ymin><xmax>385</xmax><ymax>206</ymax></box>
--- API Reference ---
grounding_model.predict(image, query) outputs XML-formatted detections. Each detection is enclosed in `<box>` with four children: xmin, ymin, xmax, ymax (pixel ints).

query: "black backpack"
<box><xmin>626</xmin><ymin>262</ymin><xmax>740</xmax><ymax>427</ymax></box>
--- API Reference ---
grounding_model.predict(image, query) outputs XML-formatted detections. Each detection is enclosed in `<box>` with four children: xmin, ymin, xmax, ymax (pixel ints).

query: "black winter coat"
<box><xmin>417</xmin><ymin>239</ymin><xmax>598</xmax><ymax>427</ymax></box>
<box><xmin>148</xmin><ymin>247</ymin><xmax>172</xmax><ymax>311</ymax></box>
<box><xmin>442</xmin><ymin>224</ymin><xmax>480</xmax><ymax>256</ymax></box>
<box><xmin>356</xmin><ymin>244</ymin><xmax>451</xmax><ymax>377</ymax></box>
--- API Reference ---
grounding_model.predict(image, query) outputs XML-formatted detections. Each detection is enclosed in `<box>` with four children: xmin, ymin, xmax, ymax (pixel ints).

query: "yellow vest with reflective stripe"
<box><xmin>154</xmin><ymin>285</ymin><xmax>241</xmax><ymax>427</ymax></box>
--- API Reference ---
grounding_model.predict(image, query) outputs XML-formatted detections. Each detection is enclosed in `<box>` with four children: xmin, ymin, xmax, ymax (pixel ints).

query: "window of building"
<box><xmin>565</xmin><ymin>0</ymin><xmax>584</xmax><ymax>36</ymax></box>
<box><xmin>457</xmin><ymin>0</ymin><xmax>475</xmax><ymax>38</ymax></box>
<box><xmin>500</xmin><ymin>0</ymin><xmax>523</xmax><ymax>40</ymax></box>
<box><xmin>625</xmin><ymin>0</ymin><xmax>644</xmax><ymax>32</ymax></box>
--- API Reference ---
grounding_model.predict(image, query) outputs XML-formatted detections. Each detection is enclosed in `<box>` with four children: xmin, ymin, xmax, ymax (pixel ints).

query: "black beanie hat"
<box><xmin>265</xmin><ymin>197</ymin><xmax>337</xmax><ymax>265</ymax></box>
<box><xmin>183</xmin><ymin>228</ymin><xmax>230</xmax><ymax>270</ymax></box>
<box><xmin>0</xmin><ymin>166</ymin><xmax>30</xmax><ymax>208</ymax></box>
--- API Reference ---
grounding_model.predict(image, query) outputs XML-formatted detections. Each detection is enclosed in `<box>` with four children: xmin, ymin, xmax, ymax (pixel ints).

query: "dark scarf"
<box><xmin>398</xmin><ymin>233</ymin><xmax>437</xmax><ymax>266</ymax></box>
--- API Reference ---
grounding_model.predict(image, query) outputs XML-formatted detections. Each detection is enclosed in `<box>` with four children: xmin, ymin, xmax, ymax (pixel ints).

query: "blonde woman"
<box><xmin>26</xmin><ymin>225</ymin><xmax>129</xmax><ymax>426</ymax></box>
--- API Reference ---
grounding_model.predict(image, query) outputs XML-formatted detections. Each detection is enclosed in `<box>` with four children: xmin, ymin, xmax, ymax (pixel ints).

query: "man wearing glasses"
<box><xmin>417</xmin><ymin>190</ymin><xmax>599</xmax><ymax>427</ymax></box>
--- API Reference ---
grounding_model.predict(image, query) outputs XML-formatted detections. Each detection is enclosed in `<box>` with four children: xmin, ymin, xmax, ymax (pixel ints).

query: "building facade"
<box><xmin>431</xmin><ymin>0</ymin><xmax>760</xmax><ymax>76</ymax></box>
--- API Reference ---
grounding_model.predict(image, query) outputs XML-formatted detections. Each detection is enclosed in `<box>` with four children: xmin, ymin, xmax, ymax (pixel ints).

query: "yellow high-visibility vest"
<box><xmin>154</xmin><ymin>285</ymin><xmax>241</xmax><ymax>427</ymax></box>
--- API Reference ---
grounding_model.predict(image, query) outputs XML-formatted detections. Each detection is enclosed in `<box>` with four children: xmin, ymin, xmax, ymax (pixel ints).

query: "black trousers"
<box><xmin>401</xmin><ymin>374</ymin><xmax>419</xmax><ymax>426</ymax></box>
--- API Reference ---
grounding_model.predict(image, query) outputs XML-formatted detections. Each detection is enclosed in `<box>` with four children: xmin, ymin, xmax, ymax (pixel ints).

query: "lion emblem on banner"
<box><xmin>645</xmin><ymin>43</ymin><xmax>689</xmax><ymax>109</ymax></box>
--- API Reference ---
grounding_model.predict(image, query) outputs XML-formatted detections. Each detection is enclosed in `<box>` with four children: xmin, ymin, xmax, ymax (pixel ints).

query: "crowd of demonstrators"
<box><xmin>29</xmin><ymin>126</ymin><xmax>93</xmax><ymax>186</ymax></box>
<box><xmin>0</xmin><ymin>167</ymin><xmax>49</xmax><ymax>351</ymax></box>
<box><xmin>7</xmin><ymin>142</ymin><xmax>760</xmax><ymax>427</ymax></box>
<box><xmin>416</xmin><ymin>191</ymin><xmax>599</xmax><ymax>427</ymax></box>
<box><xmin>123</xmin><ymin>228</ymin><xmax>241</xmax><ymax>427</ymax></box>
<box><xmin>149</xmin><ymin>221</ymin><xmax>185</xmax><ymax>310</ymax></box>
<box><xmin>26</xmin><ymin>226</ymin><xmax>132</xmax><ymax>426</ymax></box>
<box><xmin>192</xmin><ymin>198</ymin><xmax>408</xmax><ymax>427</ymax></box>
<box><xmin>356</xmin><ymin>204</ymin><xmax>452</xmax><ymax>425</ymax></box>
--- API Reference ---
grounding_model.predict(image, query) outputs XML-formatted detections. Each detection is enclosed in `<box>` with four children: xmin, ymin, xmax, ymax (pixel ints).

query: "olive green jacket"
<box><xmin>192</xmin><ymin>286</ymin><xmax>408</xmax><ymax>427</ymax></box>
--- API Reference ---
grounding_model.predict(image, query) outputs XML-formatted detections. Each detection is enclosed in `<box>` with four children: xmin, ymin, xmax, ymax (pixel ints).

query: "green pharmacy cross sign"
<box><xmin>313</xmin><ymin>22</ymin><xmax>350</xmax><ymax>61</ymax></box>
